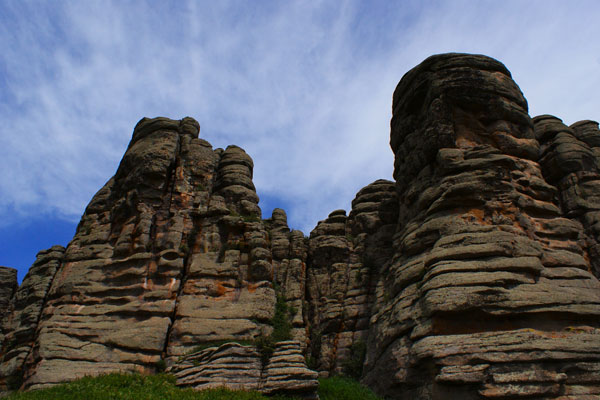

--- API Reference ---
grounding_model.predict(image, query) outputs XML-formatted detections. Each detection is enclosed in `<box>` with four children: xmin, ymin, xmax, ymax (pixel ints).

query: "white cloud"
<box><xmin>0</xmin><ymin>0</ymin><xmax>599</xmax><ymax>234</ymax></box>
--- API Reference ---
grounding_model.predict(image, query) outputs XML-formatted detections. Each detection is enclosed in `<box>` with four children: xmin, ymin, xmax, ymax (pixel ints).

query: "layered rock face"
<box><xmin>0</xmin><ymin>267</ymin><xmax>17</xmax><ymax>318</ymax></box>
<box><xmin>0</xmin><ymin>117</ymin><xmax>315</xmax><ymax>392</ymax></box>
<box><xmin>363</xmin><ymin>54</ymin><xmax>600</xmax><ymax>399</ymax></box>
<box><xmin>171</xmin><ymin>341</ymin><xmax>318</xmax><ymax>399</ymax></box>
<box><xmin>2</xmin><ymin>53</ymin><xmax>600</xmax><ymax>399</ymax></box>
<box><xmin>0</xmin><ymin>247</ymin><xmax>64</xmax><ymax>391</ymax></box>
<box><xmin>535</xmin><ymin>116</ymin><xmax>600</xmax><ymax>277</ymax></box>
<box><xmin>0</xmin><ymin>267</ymin><xmax>18</xmax><ymax>344</ymax></box>
<box><xmin>306</xmin><ymin>180</ymin><xmax>397</xmax><ymax>376</ymax></box>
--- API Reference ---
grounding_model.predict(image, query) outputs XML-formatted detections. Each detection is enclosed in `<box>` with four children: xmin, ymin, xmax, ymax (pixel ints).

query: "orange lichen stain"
<box><xmin>148</xmin><ymin>260</ymin><xmax>158</xmax><ymax>275</ymax></box>
<box><xmin>176</xmin><ymin>166</ymin><xmax>184</xmax><ymax>180</ymax></box>
<box><xmin>463</xmin><ymin>208</ymin><xmax>486</xmax><ymax>224</ymax></box>
<box><xmin>215</xmin><ymin>282</ymin><xmax>228</xmax><ymax>297</ymax></box>
<box><xmin>248</xmin><ymin>283</ymin><xmax>258</xmax><ymax>294</ymax></box>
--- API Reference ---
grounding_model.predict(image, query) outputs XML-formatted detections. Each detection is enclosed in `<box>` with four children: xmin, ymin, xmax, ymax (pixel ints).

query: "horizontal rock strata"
<box><xmin>2</xmin><ymin>53</ymin><xmax>600</xmax><ymax>400</ymax></box>
<box><xmin>306</xmin><ymin>179</ymin><xmax>397</xmax><ymax>377</ymax></box>
<box><xmin>535</xmin><ymin>115</ymin><xmax>600</xmax><ymax>277</ymax></box>
<box><xmin>363</xmin><ymin>53</ymin><xmax>600</xmax><ymax>399</ymax></box>
<box><xmin>170</xmin><ymin>342</ymin><xmax>263</xmax><ymax>391</ymax></box>
<box><xmin>170</xmin><ymin>341</ymin><xmax>319</xmax><ymax>399</ymax></box>
<box><xmin>0</xmin><ymin>267</ymin><xmax>17</xmax><ymax>348</ymax></box>
<box><xmin>0</xmin><ymin>246</ymin><xmax>64</xmax><ymax>391</ymax></box>
<box><xmin>262</xmin><ymin>341</ymin><xmax>319</xmax><ymax>399</ymax></box>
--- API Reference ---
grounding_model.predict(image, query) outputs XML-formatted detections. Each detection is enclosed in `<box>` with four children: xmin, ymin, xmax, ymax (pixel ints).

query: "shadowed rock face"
<box><xmin>0</xmin><ymin>268</ymin><xmax>17</xmax><ymax>317</ymax></box>
<box><xmin>0</xmin><ymin>117</ymin><xmax>302</xmax><ymax>391</ymax></box>
<box><xmin>0</xmin><ymin>247</ymin><xmax>64</xmax><ymax>391</ymax></box>
<box><xmin>363</xmin><ymin>53</ymin><xmax>600</xmax><ymax>399</ymax></box>
<box><xmin>2</xmin><ymin>53</ymin><xmax>600</xmax><ymax>399</ymax></box>
<box><xmin>535</xmin><ymin>115</ymin><xmax>600</xmax><ymax>277</ymax></box>
<box><xmin>0</xmin><ymin>267</ymin><xmax>18</xmax><ymax>344</ymax></box>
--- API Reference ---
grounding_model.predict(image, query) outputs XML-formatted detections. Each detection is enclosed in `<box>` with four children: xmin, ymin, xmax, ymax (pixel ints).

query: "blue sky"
<box><xmin>1</xmin><ymin>0</ymin><xmax>599</xmax><ymax>282</ymax></box>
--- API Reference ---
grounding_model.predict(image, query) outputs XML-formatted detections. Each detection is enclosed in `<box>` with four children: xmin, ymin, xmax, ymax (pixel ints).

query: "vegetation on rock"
<box><xmin>3</xmin><ymin>373</ymin><xmax>382</xmax><ymax>400</ymax></box>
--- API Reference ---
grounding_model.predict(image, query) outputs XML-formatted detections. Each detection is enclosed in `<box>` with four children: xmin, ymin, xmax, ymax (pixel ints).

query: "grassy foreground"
<box><xmin>5</xmin><ymin>373</ymin><xmax>382</xmax><ymax>400</ymax></box>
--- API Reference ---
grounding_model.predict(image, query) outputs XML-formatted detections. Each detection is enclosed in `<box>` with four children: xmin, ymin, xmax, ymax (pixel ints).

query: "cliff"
<box><xmin>1</xmin><ymin>53</ymin><xmax>600</xmax><ymax>399</ymax></box>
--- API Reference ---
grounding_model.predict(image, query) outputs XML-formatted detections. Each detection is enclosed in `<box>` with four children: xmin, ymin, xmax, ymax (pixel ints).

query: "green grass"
<box><xmin>4</xmin><ymin>374</ymin><xmax>293</xmax><ymax>400</ymax></box>
<box><xmin>4</xmin><ymin>373</ymin><xmax>382</xmax><ymax>400</ymax></box>
<box><xmin>318</xmin><ymin>376</ymin><xmax>382</xmax><ymax>400</ymax></box>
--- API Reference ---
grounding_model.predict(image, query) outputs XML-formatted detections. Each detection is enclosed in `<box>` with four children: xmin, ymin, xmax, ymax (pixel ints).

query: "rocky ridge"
<box><xmin>1</xmin><ymin>53</ymin><xmax>600</xmax><ymax>399</ymax></box>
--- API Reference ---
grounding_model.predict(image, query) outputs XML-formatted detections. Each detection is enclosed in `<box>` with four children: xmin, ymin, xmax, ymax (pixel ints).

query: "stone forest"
<box><xmin>1</xmin><ymin>53</ymin><xmax>600</xmax><ymax>399</ymax></box>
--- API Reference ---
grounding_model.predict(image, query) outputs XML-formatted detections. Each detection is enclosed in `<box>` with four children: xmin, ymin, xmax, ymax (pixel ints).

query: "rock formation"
<box><xmin>171</xmin><ymin>341</ymin><xmax>318</xmax><ymax>399</ymax></box>
<box><xmin>0</xmin><ymin>267</ymin><xmax>17</xmax><ymax>319</ymax></box>
<box><xmin>1</xmin><ymin>53</ymin><xmax>600</xmax><ymax>399</ymax></box>
<box><xmin>362</xmin><ymin>53</ymin><xmax>600</xmax><ymax>399</ymax></box>
<box><xmin>0</xmin><ymin>267</ymin><xmax>17</xmax><ymax>344</ymax></box>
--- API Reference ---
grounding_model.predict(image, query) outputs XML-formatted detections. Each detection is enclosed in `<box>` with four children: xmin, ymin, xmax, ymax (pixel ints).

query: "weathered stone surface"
<box><xmin>262</xmin><ymin>341</ymin><xmax>319</xmax><ymax>399</ymax></box>
<box><xmin>0</xmin><ymin>117</ymin><xmax>287</xmax><ymax>391</ymax></box>
<box><xmin>170</xmin><ymin>342</ymin><xmax>263</xmax><ymax>391</ymax></box>
<box><xmin>170</xmin><ymin>341</ymin><xmax>319</xmax><ymax>399</ymax></box>
<box><xmin>3</xmin><ymin>53</ymin><xmax>600</xmax><ymax>399</ymax></box>
<box><xmin>305</xmin><ymin>179</ymin><xmax>397</xmax><ymax>377</ymax></box>
<box><xmin>0</xmin><ymin>246</ymin><xmax>64</xmax><ymax>391</ymax></box>
<box><xmin>0</xmin><ymin>267</ymin><xmax>17</xmax><ymax>355</ymax></box>
<box><xmin>535</xmin><ymin>115</ymin><xmax>600</xmax><ymax>277</ymax></box>
<box><xmin>362</xmin><ymin>53</ymin><xmax>600</xmax><ymax>399</ymax></box>
<box><xmin>0</xmin><ymin>267</ymin><xmax>17</xmax><ymax>320</ymax></box>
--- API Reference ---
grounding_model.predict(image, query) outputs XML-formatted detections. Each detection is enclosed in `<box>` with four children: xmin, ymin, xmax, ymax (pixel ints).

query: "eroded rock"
<box><xmin>170</xmin><ymin>341</ymin><xmax>319</xmax><ymax>399</ymax></box>
<box><xmin>363</xmin><ymin>53</ymin><xmax>600</xmax><ymax>399</ymax></box>
<box><xmin>2</xmin><ymin>53</ymin><xmax>600</xmax><ymax>400</ymax></box>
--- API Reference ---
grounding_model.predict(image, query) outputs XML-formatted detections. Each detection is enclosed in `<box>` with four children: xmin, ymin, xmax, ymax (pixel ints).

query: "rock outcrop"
<box><xmin>2</xmin><ymin>53</ymin><xmax>600</xmax><ymax>400</ymax></box>
<box><xmin>171</xmin><ymin>340</ymin><xmax>318</xmax><ymax>399</ymax></box>
<box><xmin>362</xmin><ymin>53</ymin><xmax>600</xmax><ymax>399</ymax></box>
<box><xmin>0</xmin><ymin>246</ymin><xmax>64</xmax><ymax>391</ymax></box>
<box><xmin>306</xmin><ymin>179</ymin><xmax>397</xmax><ymax>377</ymax></box>
<box><xmin>0</xmin><ymin>267</ymin><xmax>17</xmax><ymax>344</ymax></box>
<box><xmin>0</xmin><ymin>267</ymin><xmax>17</xmax><ymax>318</ymax></box>
<box><xmin>535</xmin><ymin>115</ymin><xmax>600</xmax><ymax>277</ymax></box>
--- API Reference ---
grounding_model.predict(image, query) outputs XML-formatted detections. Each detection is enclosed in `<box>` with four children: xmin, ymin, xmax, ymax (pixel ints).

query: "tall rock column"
<box><xmin>20</xmin><ymin>118</ymin><xmax>210</xmax><ymax>390</ymax></box>
<box><xmin>0</xmin><ymin>266</ymin><xmax>17</xmax><ymax>350</ymax></box>
<box><xmin>0</xmin><ymin>267</ymin><xmax>17</xmax><ymax>320</ymax></box>
<box><xmin>165</xmin><ymin>144</ymin><xmax>278</xmax><ymax>357</ymax></box>
<box><xmin>0</xmin><ymin>247</ymin><xmax>64</xmax><ymax>391</ymax></box>
<box><xmin>306</xmin><ymin>179</ymin><xmax>397</xmax><ymax>377</ymax></box>
<box><xmin>535</xmin><ymin>116</ymin><xmax>600</xmax><ymax>277</ymax></box>
<box><xmin>364</xmin><ymin>54</ymin><xmax>600</xmax><ymax>399</ymax></box>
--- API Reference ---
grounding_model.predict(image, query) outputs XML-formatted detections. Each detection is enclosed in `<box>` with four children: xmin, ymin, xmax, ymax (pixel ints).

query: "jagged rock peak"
<box><xmin>129</xmin><ymin>116</ymin><xmax>200</xmax><ymax>148</ymax></box>
<box><xmin>391</xmin><ymin>53</ymin><xmax>535</xmax><ymax>186</ymax></box>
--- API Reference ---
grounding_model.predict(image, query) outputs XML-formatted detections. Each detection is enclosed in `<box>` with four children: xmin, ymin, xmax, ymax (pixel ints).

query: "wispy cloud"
<box><xmin>1</xmin><ymin>0</ymin><xmax>599</xmax><ymax>234</ymax></box>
